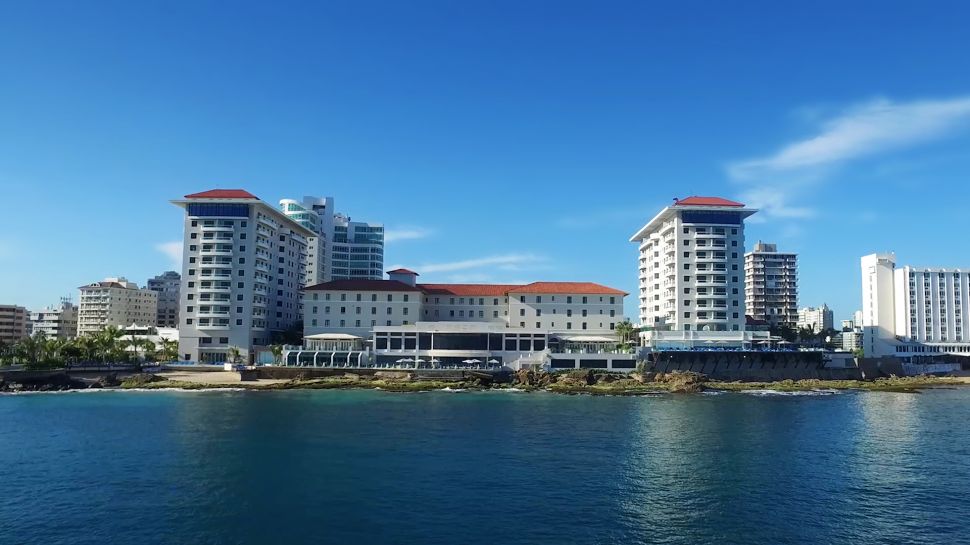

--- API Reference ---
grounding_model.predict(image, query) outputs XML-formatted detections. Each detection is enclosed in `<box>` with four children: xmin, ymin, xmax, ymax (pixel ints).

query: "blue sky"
<box><xmin>2</xmin><ymin>1</ymin><xmax>970</xmax><ymax>323</ymax></box>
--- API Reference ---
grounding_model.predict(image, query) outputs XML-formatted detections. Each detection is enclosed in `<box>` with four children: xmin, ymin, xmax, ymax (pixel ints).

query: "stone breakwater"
<box><xmin>1</xmin><ymin>368</ymin><xmax>965</xmax><ymax>394</ymax></box>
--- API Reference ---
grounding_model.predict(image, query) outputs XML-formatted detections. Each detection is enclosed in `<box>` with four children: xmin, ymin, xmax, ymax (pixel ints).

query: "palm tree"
<box><xmin>614</xmin><ymin>319</ymin><xmax>636</xmax><ymax>350</ymax></box>
<box><xmin>0</xmin><ymin>339</ymin><xmax>9</xmax><ymax>366</ymax></box>
<box><xmin>14</xmin><ymin>335</ymin><xmax>42</xmax><ymax>369</ymax></box>
<box><xmin>227</xmin><ymin>345</ymin><xmax>241</xmax><ymax>365</ymax></box>
<box><xmin>269</xmin><ymin>344</ymin><xmax>283</xmax><ymax>366</ymax></box>
<box><xmin>157</xmin><ymin>339</ymin><xmax>178</xmax><ymax>363</ymax></box>
<box><xmin>97</xmin><ymin>326</ymin><xmax>126</xmax><ymax>364</ymax></box>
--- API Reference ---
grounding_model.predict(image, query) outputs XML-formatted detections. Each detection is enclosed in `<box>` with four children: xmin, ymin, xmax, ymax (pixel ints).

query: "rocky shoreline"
<box><xmin>3</xmin><ymin>369</ymin><xmax>965</xmax><ymax>394</ymax></box>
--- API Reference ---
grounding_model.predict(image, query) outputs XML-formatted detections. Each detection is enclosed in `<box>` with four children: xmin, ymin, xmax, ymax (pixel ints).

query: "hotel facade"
<box><xmin>630</xmin><ymin>197</ymin><xmax>755</xmax><ymax>333</ymax></box>
<box><xmin>30</xmin><ymin>299</ymin><xmax>78</xmax><ymax>339</ymax></box>
<box><xmin>862</xmin><ymin>252</ymin><xmax>970</xmax><ymax>360</ymax></box>
<box><xmin>173</xmin><ymin>189</ymin><xmax>315</xmax><ymax>364</ymax></box>
<box><xmin>295</xmin><ymin>269</ymin><xmax>634</xmax><ymax>370</ymax></box>
<box><xmin>744</xmin><ymin>241</ymin><xmax>798</xmax><ymax>327</ymax></box>
<box><xmin>147</xmin><ymin>271</ymin><xmax>181</xmax><ymax>329</ymax></box>
<box><xmin>77</xmin><ymin>278</ymin><xmax>157</xmax><ymax>336</ymax></box>
<box><xmin>280</xmin><ymin>196</ymin><xmax>384</xmax><ymax>285</ymax></box>
<box><xmin>0</xmin><ymin>305</ymin><xmax>29</xmax><ymax>343</ymax></box>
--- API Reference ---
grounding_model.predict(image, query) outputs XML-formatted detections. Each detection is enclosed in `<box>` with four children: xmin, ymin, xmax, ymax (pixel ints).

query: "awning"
<box><xmin>304</xmin><ymin>333</ymin><xmax>362</xmax><ymax>340</ymax></box>
<box><xmin>556</xmin><ymin>335</ymin><xmax>616</xmax><ymax>343</ymax></box>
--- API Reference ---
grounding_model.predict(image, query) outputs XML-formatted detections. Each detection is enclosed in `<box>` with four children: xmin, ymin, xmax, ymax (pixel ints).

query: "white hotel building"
<box><xmin>280</xmin><ymin>196</ymin><xmax>384</xmax><ymax>285</ymax></box>
<box><xmin>173</xmin><ymin>189</ymin><xmax>315</xmax><ymax>364</ymax></box>
<box><xmin>297</xmin><ymin>269</ymin><xmax>633</xmax><ymax>370</ymax></box>
<box><xmin>862</xmin><ymin>252</ymin><xmax>970</xmax><ymax>360</ymax></box>
<box><xmin>630</xmin><ymin>197</ymin><xmax>754</xmax><ymax>331</ymax></box>
<box><xmin>744</xmin><ymin>241</ymin><xmax>798</xmax><ymax>327</ymax></box>
<box><xmin>77</xmin><ymin>278</ymin><xmax>157</xmax><ymax>336</ymax></box>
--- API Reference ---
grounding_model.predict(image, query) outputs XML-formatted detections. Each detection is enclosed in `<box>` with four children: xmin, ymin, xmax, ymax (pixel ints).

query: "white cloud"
<box><xmin>397</xmin><ymin>254</ymin><xmax>545</xmax><ymax>275</ymax></box>
<box><xmin>385</xmin><ymin>227</ymin><xmax>433</xmax><ymax>243</ymax></box>
<box><xmin>727</xmin><ymin>95</ymin><xmax>970</xmax><ymax>221</ymax></box>
<box><xmin>156</xmin><ymin>241</ymin><xmax>183</xmax><ymax>270</ymax></box>
<box><xmin>730</xmin><ymin>96</ymin><xmax>970</xmax><ymax>179</ymax></box>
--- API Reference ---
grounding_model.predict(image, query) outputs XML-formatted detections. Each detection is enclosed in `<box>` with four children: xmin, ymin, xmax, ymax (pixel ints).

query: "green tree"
<box><xmin>614</xmin><ymin>319</ymin><xmax>637</xmax><ymax>350</ymax></box>
<box><xmin>269</xmin><ymin>344</ymin><xmax>284</xmax><ymax>366</ymax></box>
<box><xmin>96</xmin><ymin>326</ymin><xmax>127</xmax><ymax>363</ymax></box>
<box><xmin>157</xmin><ymin>338</ymin><xmax>178</xmax><ymax>362</ymax></box>
<box><xmin>227</xmin><ymin>346</ymin><xmax>241</xmax><ymax>365</ymax></box>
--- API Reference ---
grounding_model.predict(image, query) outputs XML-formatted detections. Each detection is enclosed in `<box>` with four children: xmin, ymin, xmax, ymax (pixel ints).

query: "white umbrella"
<box><xmin>430</xmin><ymin>358</ymin><xmax>441</xmax><ymax>363</ymax></box>
<box><xmin>487</xmin><ymin>359</ymin><xmax>500</xmax><ymax>364</ymax></box>
<box><xmin>396</xmin><ymin>358</ymin><xmax>413</xmax><ymax>364</ymax></box>
<box><xmin>413</xmin><ymin>358</ymin><xmax>426</xmax><ymax>363</ymax></box>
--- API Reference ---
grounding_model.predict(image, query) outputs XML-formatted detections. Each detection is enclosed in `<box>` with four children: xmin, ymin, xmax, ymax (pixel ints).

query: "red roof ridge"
<box><xmin>387</xmin><ymin>268</ymin><xmax>419</xmax><ymax>275</ymax></box>
<box><xmin>508</xmin><ymin>281</ymin><xmax>628</xmax><ymax>295</ymax></box>
<box><xmin>673</xmin><ymin>196</ymin><xmax>744</xmax><ymax>207</ymax></box>
<box><xmin>184</xmin><ymin>189</ymin><xmax>259</xmax><ymax>200</ymax></box>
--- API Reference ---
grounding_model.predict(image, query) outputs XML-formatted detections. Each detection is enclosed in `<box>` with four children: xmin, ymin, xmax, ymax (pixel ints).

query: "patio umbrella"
<box><xmin>487</xmin><ymin>359</ymin><xmax>500</xmax><ymax>364</ymax></box>
<box><xmin>396</xmin><ymin>358</ymin><xmax>413</xmax><ymax>364</ymax></box>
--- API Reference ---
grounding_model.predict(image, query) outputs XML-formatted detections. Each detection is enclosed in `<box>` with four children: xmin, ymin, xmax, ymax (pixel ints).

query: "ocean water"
<box><xmin>1</xmin><ymin>388</ymin><xmax>969</xmax><ymax>545</ymax></box>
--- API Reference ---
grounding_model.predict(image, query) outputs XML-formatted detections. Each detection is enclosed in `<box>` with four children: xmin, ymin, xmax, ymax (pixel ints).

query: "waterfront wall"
<box><xmin>647</xmin><ymin>351</ymin><xmax>863</xmax><ymax>381</ymax></box>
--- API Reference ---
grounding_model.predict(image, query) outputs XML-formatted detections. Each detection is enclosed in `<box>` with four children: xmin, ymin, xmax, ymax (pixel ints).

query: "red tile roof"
<box><xmin>387</xmin><ymin>268</ymin><xmax>419</xmax><ymax>275</ymax></box>
<box><xmin>184</xmin><ymin>189</ymin><xmax>259</xmax><ymax>200</ymax></box>
<box><xmin>419</xmin><ymin>284</ymin><xmax>522</xmax><ymax>297</ymax></box>
<box><xmin>508</xmin><ymin>282</ymin><xmax>627</xmax><ymax>295</ymax></box>
<box><xmin>304</xmin><ymin>279</ymin><xmax>422</xmax><ymax>292</ymax></box>
<box><xmin>673</xmin><ymin>196</ymin><xmax>744</xmax><ymax>207</ymax></box>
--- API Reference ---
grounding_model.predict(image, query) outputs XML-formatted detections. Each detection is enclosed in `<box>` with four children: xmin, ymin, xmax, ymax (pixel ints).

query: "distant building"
<box><xmin>147</xmin><ymin>271</ymin><xmax>181</xmax><ymax>328</ymax></box>
<box><xmin>841</xmin><ymin>330</ymin><xmax>863</xmax><ymax>352</ymax></box>
<box><xmin>630</xmin><ymin>196</ymin><xmax>755</xmax><ymax>333</ymax></box>
<box><xmin>744</xmin><ymin>241</ymin><xmax>798</xmax><ymax>327</ymax></box>
<box><xmin>30</xmin><ymin>299</ymin><xmax>78</xmax><ymax>339</ymax></box>
<box><xmin>77</xmin><ymin>278</ymin><xmax>158</xmax><ymax>336</ymax></box>
<box><xmin>303</xmin><ymin>268</ymin><xmax>626</xmax><ymax>339</ymax></box>
<box><xmin>173</xmin><ymin>189</ymin><xmax>314</xmax><ymax>364</ymax></box>
<box><xmin>796</xmin><ymin>304</ymin><xmax>833</xmax><ymax>333</ymax></box>
<box><xmin>280</xmin><ymin>196</ymin><xmax>384</xmax><ymax>285</ymax></box>
<box><xmin>0</xmin><ymin>305</ymin><xmax>29</xmax><ymax>343</ymax></box>
<box><xmin>861</xmin><ymin>252</ymin><xmax>970</xmax><ymax>359</ymax></box>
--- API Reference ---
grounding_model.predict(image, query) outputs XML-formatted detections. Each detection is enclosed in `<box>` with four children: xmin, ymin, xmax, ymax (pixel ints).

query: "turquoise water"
<box><xmin>1</xmin><ymin>388</ymin><xmax>969</xmax><ymax>544</ymax></box>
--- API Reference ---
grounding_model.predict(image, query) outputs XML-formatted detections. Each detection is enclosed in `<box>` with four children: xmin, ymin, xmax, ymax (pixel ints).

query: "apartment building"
<box><xmin>796</xmin><ymin>304</ymin><xmax>833</xmax><ymax>333</ymax></box>
<box><xmin>744</xmin><ymin>241</ymin><xmax>798</xmax><ymax>327</ymax></box>
<box><xmin>77</xmin><ymin>278</ymin><xmax>157</xmax><ymax>335</ymax></box>
<box><xmin>147</xmin><ymin>271</ymin><xmax>181</xmax><ymax>328</ymax></box>
<box><xmin>280</xmin><ymin>196</ymin><xmax>384</xmax><ymax>284</ymax></box>
<box><xmin>630</xmin><ymin>196</ymin><xmax>756</xmax><ymax>333</ymax></box>
<box><xmin>303</xmin><ymin>268</ymin><xmax>626</xmax><ymax>339</ymax></box>
<box><xmin>173</xmin><ymin>189</ymin><xmax>314</xmax><ymax>364</ymax></box>
<box><xmin>861</xmin><ymin>252</ymin><xmax>970</xmax><ymax>359</ymax></box>
<box><xmin>0</xmin><ymin>305</ymin><xmax>29</xmax><ymax>343</ymax></box>
<box><xmin>30</xmin><ymin>299</ymin><xmax>78</xmax><ymax>339</ymax></box>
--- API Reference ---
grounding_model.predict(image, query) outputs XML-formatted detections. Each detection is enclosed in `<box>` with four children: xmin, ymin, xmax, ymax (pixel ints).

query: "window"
<box><xmin>520</xmin><ymin>309</ymin><xmax>525</xmax><ymax>316</ymax></box>
<box><xmin>684</xmin><ymin>252</ymin><xmax>690</xmax><ymax>258</ymax></box>
<box><xmin>684</xmin><ymin>264</ymin><xmax>690</xmax><ymax>270</ymax></box>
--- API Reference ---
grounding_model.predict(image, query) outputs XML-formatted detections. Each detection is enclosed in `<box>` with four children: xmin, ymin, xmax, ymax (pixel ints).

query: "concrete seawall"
<box><xmin>648</xmin><ymin>351</ymin><xmax>863</xmax><ymax>381</ymax></box>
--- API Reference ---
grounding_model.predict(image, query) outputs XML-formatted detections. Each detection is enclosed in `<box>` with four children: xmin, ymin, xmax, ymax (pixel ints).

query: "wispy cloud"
<box><xmin>728</xmin><ymin>95</ymin><xmax>970</xmax><ymax>221</ymax></box>
<box><xmin>730</xmin><ymin>96</ymin><xmax>970</xmax><ymax>179</ymax></box>
<box><xmin>155</xmin><ymin>241</ymin><xmax>183</xmax><ymax>270</ymax></box>
<box><xmin>385</xmin><ymin>226</ymin><xmax>433</xmax><ymax>243</ymax></box>
<box><xmin>388</xmin><ymin>254</ymin><xmax>547</xmax><ymax>280</ymax></box>
<box><xmin>410</xmin><ymin>253</ymin><xmax>545</xmax><ymax>274</ymax></box>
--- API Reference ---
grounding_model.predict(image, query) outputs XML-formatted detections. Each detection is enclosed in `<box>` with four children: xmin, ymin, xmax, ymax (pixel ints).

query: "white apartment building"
<box><xmin>861</xmin><ymin>252</ymin><xmax>970</xmax><ymax>359</ymax></box>
<box><xmin>303</xmin><ymin>269</ymin><xmax>626</xmax><ymax>339</ymax></box>
<box><xmin>30</xmin><ymin>299</ymin><xmax>78</xmax><ymax>339</ymax></box>
<box><xmin>77</xmin><ymin>278</ymin><xmax>157</xmax><ymax>336</ymax></box>
<box><xmin>796</xmin><ymin>304</ymin><xmax>833</xmax><ymax>333</ymax></box>
<box><xmin>0</xmin><ymin>305</ymin><xmax>29</xmax><ymax>343</ymax></box>
<box><xmin>147</xmin><ymin>271</ymin><xmax>181</xmax><ymax>328</ymax></box>
<box><xmin>280</xmin><ymin>196</ymin><xmax>384</xmax><ymax>284</ymax></box>
<box><xmin>744</xmin><ymin>241</ymin><xmax>798</xmax><ymax>327</ymax></box>
<box><xmin>630</xmin><ymin>196</ymin><xmax>755</xmax><ymax>333</ymax></box>
<box><xmin>173</xmin><ymin>189</ymin><xmax>314</xmax><ymax>364</ymax></box>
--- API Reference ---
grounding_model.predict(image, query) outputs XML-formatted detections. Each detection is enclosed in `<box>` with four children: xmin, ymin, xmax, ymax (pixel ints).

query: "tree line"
<box><xmin>0</xmin><ymin>326</ymin><xmax>179</xmax><ymax>370</ymax></box>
